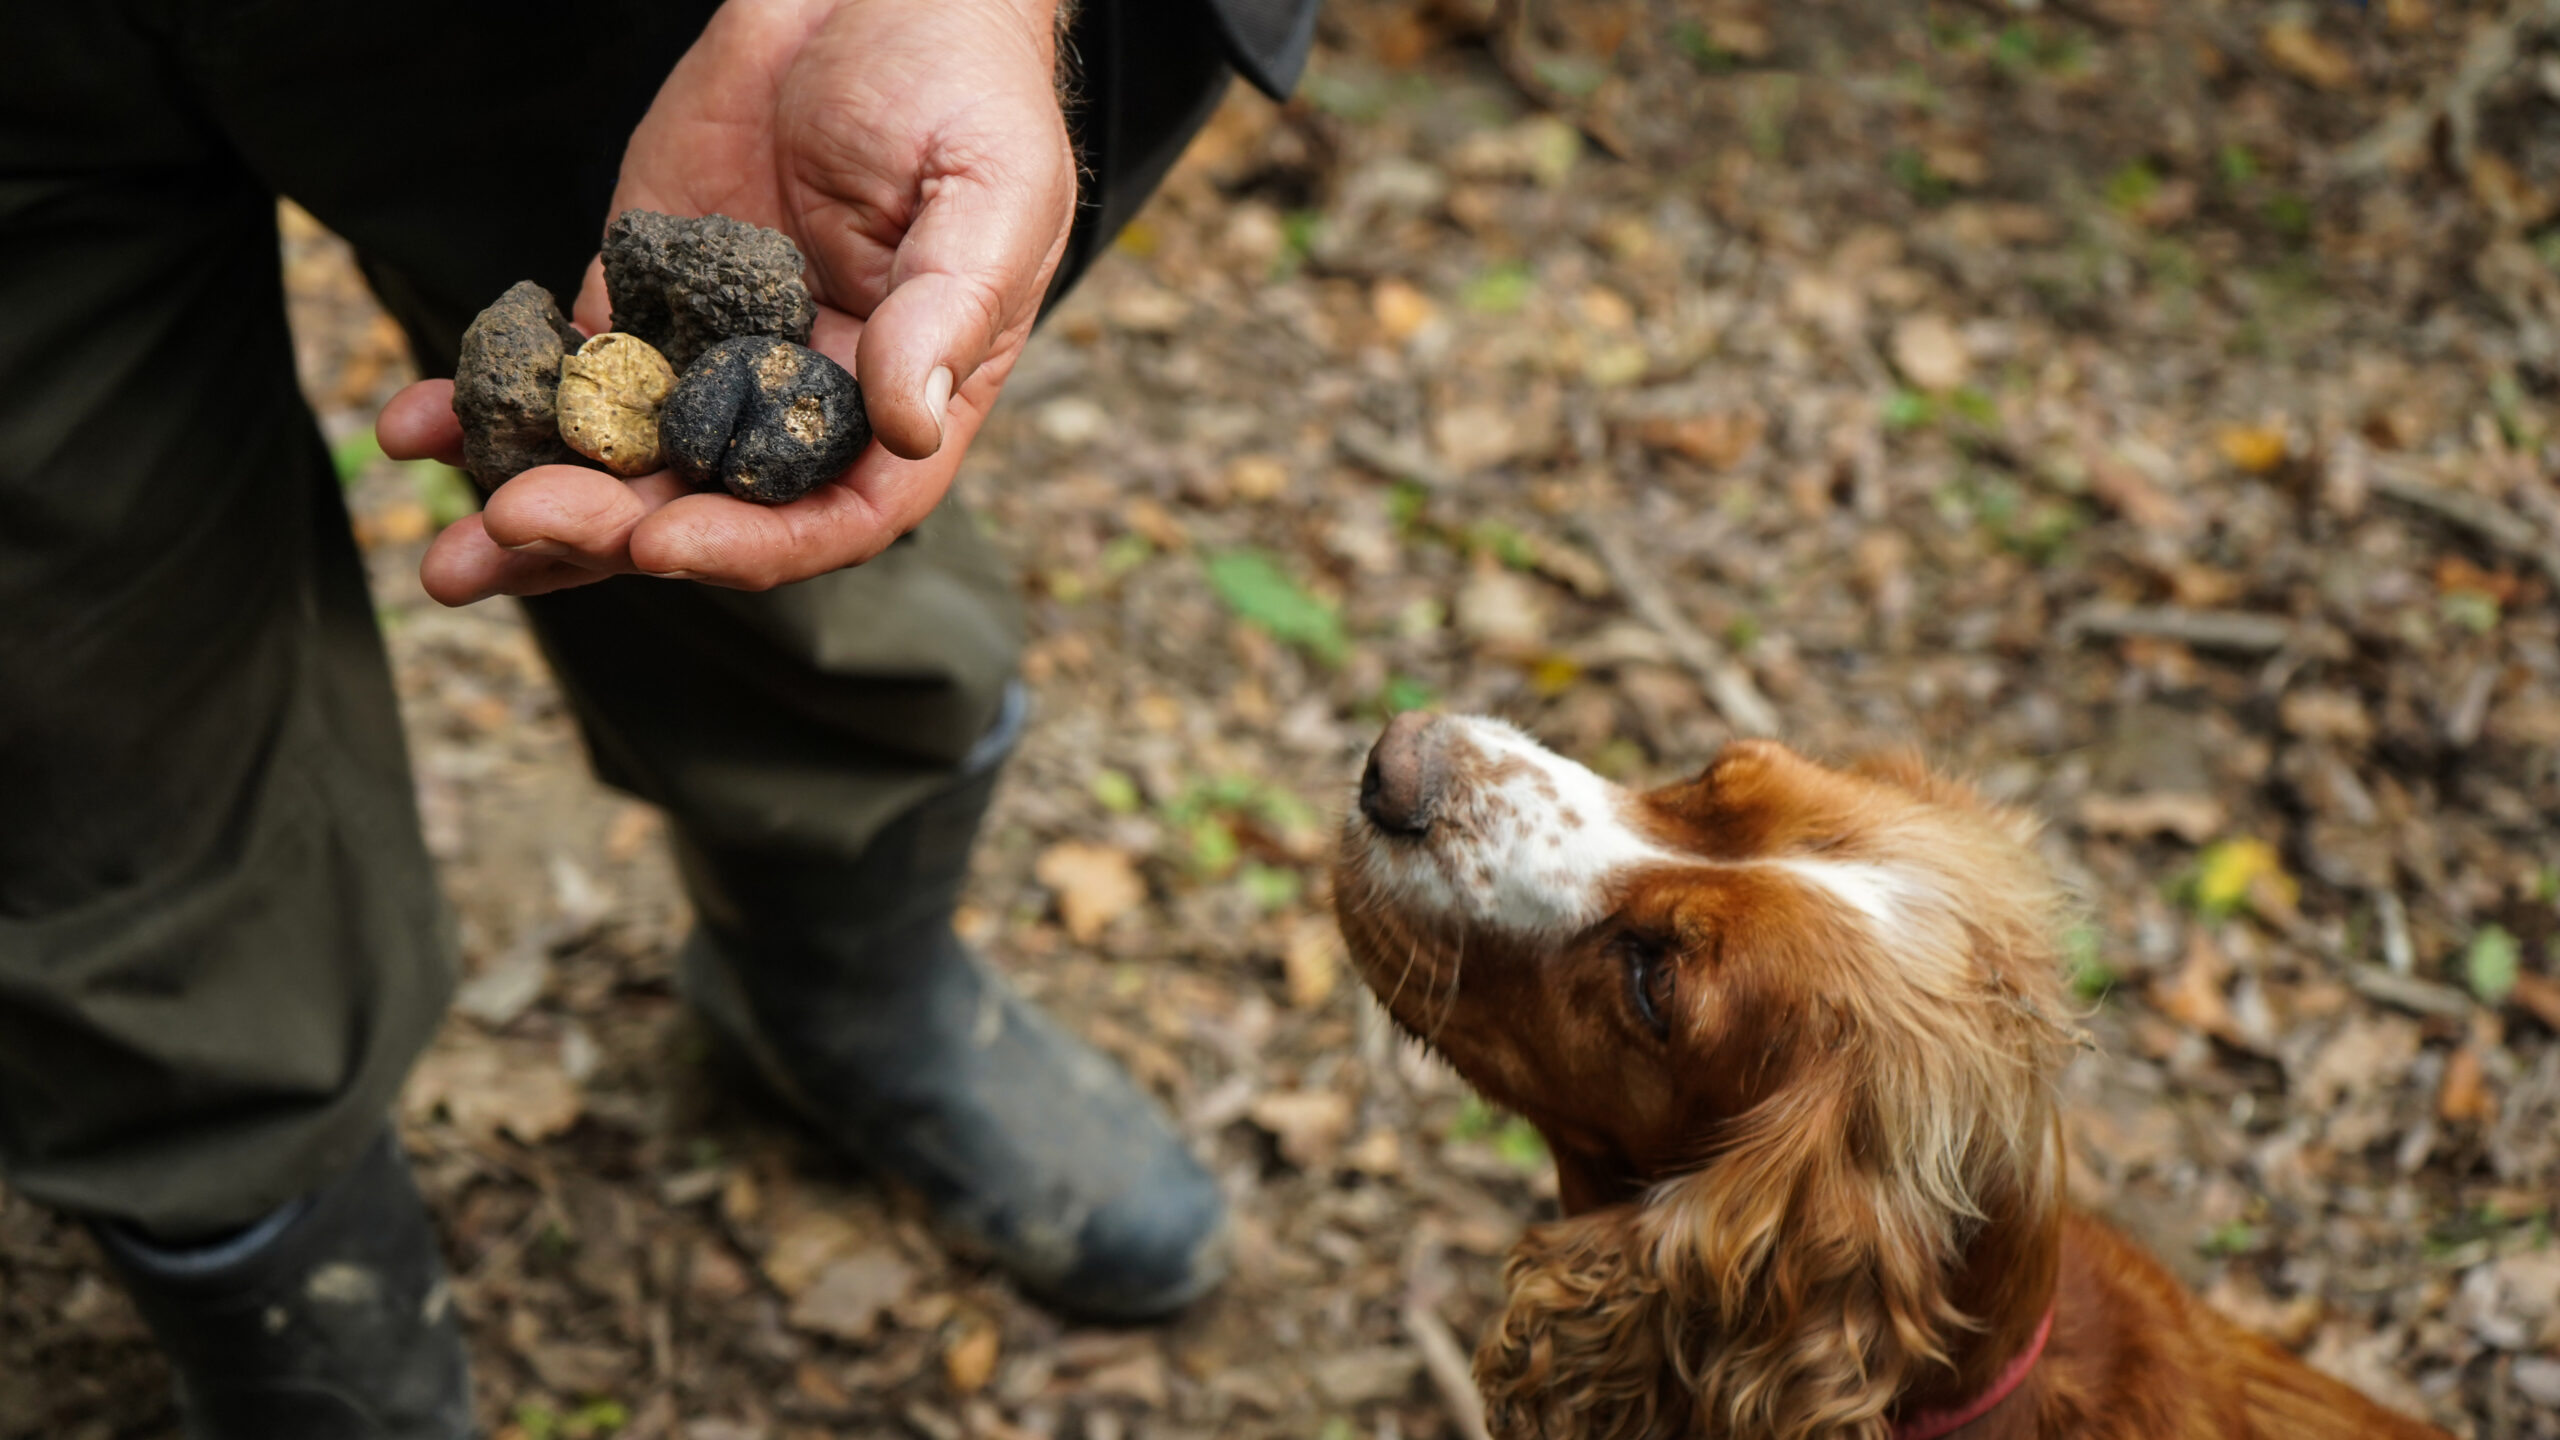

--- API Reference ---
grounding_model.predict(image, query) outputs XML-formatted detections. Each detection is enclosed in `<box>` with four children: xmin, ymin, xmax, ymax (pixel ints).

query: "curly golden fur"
<box><xmin>1334</xmin><ymin>724</ymin><xmax>2448</xmax><ymax>1440</ymax></box>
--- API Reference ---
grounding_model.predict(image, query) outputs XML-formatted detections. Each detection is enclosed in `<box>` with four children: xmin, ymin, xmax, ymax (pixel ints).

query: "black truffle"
<box><xmin>659</xmin><ymin>336</ymin><xmax>870</xmax><ymax>505</ymax></box>
<box><xmin>601</xmin><ymin>211</ymin><xmax>818</xmax><ymax>371</ymax></box>
<box><xmin>452</xmin><ymin>281</ymin><xmax>583</xmax><ymax>490</ymax></box>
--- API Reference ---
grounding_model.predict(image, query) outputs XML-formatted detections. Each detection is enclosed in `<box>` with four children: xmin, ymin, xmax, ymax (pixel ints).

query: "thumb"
<box><xmin>852</xmin><ymin>160</ymin><xmax>1073</xmax><ymax>459</ymax></box>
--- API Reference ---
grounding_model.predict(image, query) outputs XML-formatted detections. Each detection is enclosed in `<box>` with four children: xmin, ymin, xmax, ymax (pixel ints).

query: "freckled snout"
<box><xmin>1360</xmin><ymin>711</ymin><xmax>1447</xmax><ymax>835</ymax></box>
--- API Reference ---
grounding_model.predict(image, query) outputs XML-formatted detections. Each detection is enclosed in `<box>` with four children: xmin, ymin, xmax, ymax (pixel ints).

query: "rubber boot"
<box><xmin>87</xmin><ymin>1130</ymin><xmax>473</xmax><ymax>1440</ymax></box>
<box><xmin>679</xmin><ymin>738</ymin><xmax>1228</xmax><ymax>1321</ymax></box>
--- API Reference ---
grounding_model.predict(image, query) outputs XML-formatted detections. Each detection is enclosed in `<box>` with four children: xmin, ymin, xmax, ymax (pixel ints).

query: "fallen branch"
<box><xmin>1335</xmin><ymin>416</ymin><xmax>1454</xmax><ymax>489</ymax></box>
<box><xmin>1580</xmin><ymin>520</ymin><xmax>1782</xmax><ymax>736</ymax></box>
<box><xmin>2333</xmin><ymin>0</ymin><xmax>2560</xmax><ymax>179</ymax></box>
<box><xmin>2369</xmin><ymin>463</ymin><xmax>2560</xmax><ymax>589</ymax></box>
<box><xmin>2061</xmin><ymin>605</ymin><xmax>2298</xmax><ymax>654</ymax></box>
<box><xmin>2344</xmin><ymin>964</ymin><xmax>2475</xmax><ymax>1021</ymax></box>
<box><xmin>1402</xmin><ymin>1302</ymin><xmax>1491</xmax><ymax>1440</ymax></box>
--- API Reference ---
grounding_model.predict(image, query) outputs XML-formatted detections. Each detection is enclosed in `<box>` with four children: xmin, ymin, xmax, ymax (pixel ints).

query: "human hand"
<box><xmin>387</xmin><ymin>0</ymin><xmax>1073</xmax><ymax>604</ymax></box>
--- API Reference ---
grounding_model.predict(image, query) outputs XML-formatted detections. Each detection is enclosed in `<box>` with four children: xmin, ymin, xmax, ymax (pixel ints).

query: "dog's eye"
<box><xmin>1619</xmin><ymin>934</ymin><xmax>1673</xmax><ymax>1039</ymax></box>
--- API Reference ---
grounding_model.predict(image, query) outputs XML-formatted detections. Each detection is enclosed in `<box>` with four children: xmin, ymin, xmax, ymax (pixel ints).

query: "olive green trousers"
<box><xmin>0</xmin><ymin>0</ymin><xmax>1231</xmax><ymax>1234</ymax></box>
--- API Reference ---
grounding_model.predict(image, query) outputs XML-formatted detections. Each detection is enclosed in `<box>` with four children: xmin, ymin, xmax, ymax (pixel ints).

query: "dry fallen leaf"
<box><xmin>2437</xmin><ymin>1036</ymin><xmax>2495</xmax><ymax>1123</ymax></box>
<box><xmin>1034</xmin><ymin>841</ymin><xmax>1147</xmax><ymax>944</ymax></box>
<box><xmin>2078</xmin><ymin>792</ymin><xmax>2226</xmax><ymax>844</ymax></box>
<box><xmin>2215</xmin><ymin>424</ymin><xmax>2290</xmax><ymax>475</ymax></box>
<box><xmin>2085</xmin><ymin>454</ymin><xmax>2197</xmax><ymax>537</ymax></box>
<box><xmin>760</xmin><ymin>1209</ymin><xmax>871</xmax><ymax>1298</ymax></box>
<box><xmin>1454</xmin><ymin>558</ymin><xmax>1551</xmax><ymax>656</ymax></box>
<box><xmin>786</xmin><ymin>1250</ymin><xmax>919</xmax><ymax>1344</ymax></box>
<box><xmin>1248</xmin><ymin>1089</ymin><xmax>1356</xmax><ymax>1170</ymax></box>
<box><xmin>1281</xmin><ymin>914</ymin><xmax>1341</xmax><ymax>1010</ymax></box>
<box><xmin>1225</xmin><ymin>453</ymin><xmax>1291</xmax><ymax>502</ymax></box>
<box><xmin>2279</xmin><ymin>689</ymin><xmax>2376</xmax><ymax>746</ymax></box>
<box><xmin>1634</xmin><ymin>408</ymin><xmax>1766</xmax><ymax>468</ymax></box>
<box><xmin>2261</xmin><ymin>21</ymin><xmax>2356</xmax><ymax>90</ymax></box>
<box><xmin>2509</xmin><ymin>970</ymin><xmax>2560</xmax><ymax>1033</ymax></box>
<box><xmin>1889</xmin><ymin>313</ymin><xmax>1972</xmax><ymax>392</ymax></box>
<box><xmin>2153</xmin><ymin>930</ymin><xmax>2239</xmax><ymax>1043</ymax></box>
<box><xmin>1372</xmin><ymin>278</ymin><xmax>1437</xmax><ymax>341</ymax></box>
<box><xmin>402</xmin><ymin>1033</ymin><xmax>582</xmax><ymax>1145</ymax></box>
<box><xmin>942</xmin><ymin>1312</ymin><xmax>1001</xmax><ymax>1395</ymax></box>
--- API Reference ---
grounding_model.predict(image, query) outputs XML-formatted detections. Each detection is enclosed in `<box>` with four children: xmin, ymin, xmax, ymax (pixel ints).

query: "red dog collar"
<box><xmin>1892</xmin><ymin>1307</ymin><xmax>2054</xmax><ymax>1440</ymax></box>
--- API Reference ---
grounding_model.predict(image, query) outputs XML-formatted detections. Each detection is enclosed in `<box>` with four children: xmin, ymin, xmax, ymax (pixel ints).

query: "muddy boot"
<box><xmin>88</xmin><ymin>1131</ymin><xmax>473</xmax><ymax>1440</ymax></box>
<box><xmin>680</xmin><ymin>752</ymin><xmax>1228</xmax><ymax>1322</ymax></box>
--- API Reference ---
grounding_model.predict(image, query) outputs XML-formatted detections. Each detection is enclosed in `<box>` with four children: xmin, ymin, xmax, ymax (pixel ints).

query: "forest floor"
<box><xmin>7</xmin><ymin>0</ymin><xmax>2560</xmax><ymax>1436</ymax></box>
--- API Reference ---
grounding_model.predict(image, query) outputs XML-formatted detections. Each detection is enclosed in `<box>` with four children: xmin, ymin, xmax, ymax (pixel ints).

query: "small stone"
<box><xmin>659</xmin><ymin>335</ymin><xmax>869</xmax><ymax>505</ymax></box>
<box><xmin>452</xmin><ymin>281</ymin><xmax>581</xmax><ymax>489</ymax></box>
<box><xmin>556</xmin><ymin>333</ymin><xmax>676</xmax><ymax>477</ymax></box>
<box><xmin>602</xmin><ymin>211</ymin><xmax>816</xmax><ymax>371</ymax></box>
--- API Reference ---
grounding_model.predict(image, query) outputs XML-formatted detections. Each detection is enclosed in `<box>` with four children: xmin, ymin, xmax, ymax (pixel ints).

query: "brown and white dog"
<box><xmin>1332</xmin><ymin>713</ymin><xmax>2448</xmax><ymax>1440</ymax></box>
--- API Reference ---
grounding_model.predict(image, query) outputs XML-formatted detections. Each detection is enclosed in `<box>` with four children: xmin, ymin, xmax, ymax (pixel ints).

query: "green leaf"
<box><xmin>1882</xmin><ymin>389</ymin><xmax>1936</xmax><ymax>430</ymax></box>
<box><xmin>1493</xmin><ymin>1116</ymin><xmax>1550</xmax><ymax>1172</ymax></box>
<box><xmin>1380</xmin><ymin>674</ymin><xmax>1437</xmax><ymax>716</ymax></box>
<box><xmin>331</xmin><ymin>429</ymin><xmax>385</xmax><ymax>486</ymax></box>
<box><xmin>2467</xmin><ymin>925</ymin><xmax>2521</xmax><ymax>1006</ymax></box>
<box><xmin>414</xmin><ymin>464</ymin><xmax>477</xmax><ymax>528</ymax></box>
<box><xmin>2197</xmin><ymin>1220</ymin><xmax>2262</xmax><ymax>1258</ymax></box>
<box><xmin>1460</xmin><ymin>260</ymin><xmax>1534</xmax><ymax>315</ymax></box>
<box><xmin>1448</xmin><ymin>1094</ymin><xmax>1500</xmax><ymax>1141</ymax></box>
<box><xmin>2104</xmin><ymin>161</ymin><xmax>2161</xmax><ymax>215</ymax></box>
<box><xmin>1089</xmin><ymin>769</ymin><xmax>1142</xmax><ymax>815</ymax></box>
<box><xmin>2441</xmin><ymin>590</ymin><xmax>2501</xmax><ymax>635</ymax></box>
<box><xmin>1204</xmin><ymin>549</ymin><xmax>1347</xmax><ymax>664</ymax></box>
<box><xmin>1387</xmin><ymin>479</ymin><xmax>1431</xmax><ymax>531</ymax></box>
<box><xmin>2062</xmin><ymin>923</ymin><xmax>2115</xmax><ymax>1001</ymax></box>
<box><xmin>1240</xmin><ymin>863</ymin><xmax>1303</xmax><ymax>912</ymax></box>
<box><xmin>1183</xmin><ymin>814</ymin><xmax>1240</xmax><ymax>878</ymax></box>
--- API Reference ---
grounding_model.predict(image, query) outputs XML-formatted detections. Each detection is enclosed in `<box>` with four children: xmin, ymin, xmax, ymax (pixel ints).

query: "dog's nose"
<box><xmin>1360</xmin><ymin>711</ymin><xmax>1445</xmax><ymax>835</ymax></box>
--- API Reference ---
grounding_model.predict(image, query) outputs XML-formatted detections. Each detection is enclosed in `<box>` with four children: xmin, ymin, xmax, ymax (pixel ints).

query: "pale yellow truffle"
<box><xmin>556</xmin><ymin>332</ymin><xmax>676</xmax><ymax>477</ymax></box>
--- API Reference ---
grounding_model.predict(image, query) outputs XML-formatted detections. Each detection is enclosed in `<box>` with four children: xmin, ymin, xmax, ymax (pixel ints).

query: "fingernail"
<box><xmin>925</xmin><ymin>366</ymin><xmax>954</xmax><ymax>447</ymax></box>
<box><xmin>503</xmin><ymin>539</ymin><xmax>571</xmax><ymax>558</ymax></box>
<box><xmin>647</xmin><ymin>569</ymin><xmax>702</xmax><ymax>583</ymax></box>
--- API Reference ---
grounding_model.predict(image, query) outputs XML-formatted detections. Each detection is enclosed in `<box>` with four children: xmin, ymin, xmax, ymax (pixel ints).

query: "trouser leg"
<box><xmin>0</xmin><ymin>4</ymin><xmax>453</xmax><ymax>1238</ymax></box>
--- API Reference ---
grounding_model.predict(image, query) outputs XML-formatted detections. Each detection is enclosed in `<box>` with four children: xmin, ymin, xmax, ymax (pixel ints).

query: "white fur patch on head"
<box><xmin>1767</xmin><ymin>858</ymin><xmax>1911</xmax><ymax>929</ymax></box>
<box><xmin>1352</xmin><ymin>716</ymin><xmax>1675</xmax><ymax>937</ymax></box>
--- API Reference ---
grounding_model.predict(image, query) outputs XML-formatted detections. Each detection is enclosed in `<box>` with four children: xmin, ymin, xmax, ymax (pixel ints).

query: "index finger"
<box><xmin>379</xmin><ymin>379</ymin><xmax>468</xmax><ymax>469</ymax></box>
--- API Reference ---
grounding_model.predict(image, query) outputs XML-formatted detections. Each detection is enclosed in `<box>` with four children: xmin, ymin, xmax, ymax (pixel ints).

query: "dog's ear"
<box><xmin>1475</xmin><ymin>1203</ymin><xmax>1690</xmax><ymax>1440</ymax></box>
<box><xmin>1641</xmin><ymin>1076</ymin><xmax>1975</xmax><ymax>1440</ymax></box>
<box><xmin>1488</xmin><ymin>1075</ymin><xmax>2004</xmax><ymax>1440</ymax></box>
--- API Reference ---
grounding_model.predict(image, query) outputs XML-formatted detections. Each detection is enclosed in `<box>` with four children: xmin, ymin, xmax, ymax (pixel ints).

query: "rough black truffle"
<box><xmin>601</xmin><ymin>211</ymin><xmax>817</xmax><ymax>371</ymax></box>
<box><xmin>453</xmin><ymin>280</ymin><xmax>582</xmax><ymax>490</ymax></box>
<box><xmin>659</xmin><ymin>336</ymin><xmax>870</xmax><ymax>505</ymax></box>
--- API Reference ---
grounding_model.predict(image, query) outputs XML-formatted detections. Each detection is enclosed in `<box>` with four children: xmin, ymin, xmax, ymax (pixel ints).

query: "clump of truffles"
<box><xmin>556</xmin><ymin>333</ymin><xmax>675</xmax><ymax>477</ymax></box>
<box><xmin>602</xmin><ymin>211</ymin><xmax>817</xmax><ymax>371</ymax></box>
<box><xmin>452</xmin><ymin>281</ymin><xmax>582</xmax><ymax>489</ymax></box>
<box><xmin>660</xmin><ymin>335</ymin><xmax>869</xmax><ymax>505</ymax></box>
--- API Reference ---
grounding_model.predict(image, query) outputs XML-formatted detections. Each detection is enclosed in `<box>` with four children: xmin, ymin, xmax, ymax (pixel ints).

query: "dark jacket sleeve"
<box><xmin>1201</xmin><ymin>0</ymin><xmax>1322</xmax><ymax>98</ymax></box>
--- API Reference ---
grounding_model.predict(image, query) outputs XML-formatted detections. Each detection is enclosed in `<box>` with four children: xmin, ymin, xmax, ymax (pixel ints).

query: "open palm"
<box><xmin>381</xmin><ymin>0</ymin><xmax>1072</xmax><ymax>602</ymax></box>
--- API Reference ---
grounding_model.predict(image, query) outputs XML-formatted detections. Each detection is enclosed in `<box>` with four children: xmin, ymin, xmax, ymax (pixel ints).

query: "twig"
<box><xmin>2369</xmin><ymin>463</ymin><xmax>2560</xmax><ymax>589</ymax></box>
<box><xmin>2332</xmin><ymin>0</ymin><xmax>2560</xmax><ymax>179</ymax></box>
<box><xmin>1336</xmin><ymin>416</ymin><xmax>1455</xmax><ymax>488</ymax></box>
<box><xmin>2060</xmin><ymin>605</ymin><xmax>2297</xmax><ymax>654</ymax></box>
<box><xmin>2343</xmin><ymin>964</ymin><xmax>2475</xmax><ymax>1021</ymax></box>
<box><xmin>1580</xmin><ymin>520</ymin><xmax>1782</xmax><ymax>737</ymax></box>
<box><xmin>1402</xmin><ymin>1302</ymin><xmax>1492</xmax><ymax>1440</ymax></box>
<box><xmin>1402</xmin><ymin>1229</ymin><xmax>1493</xmax><ymax>1440</ymax></box>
